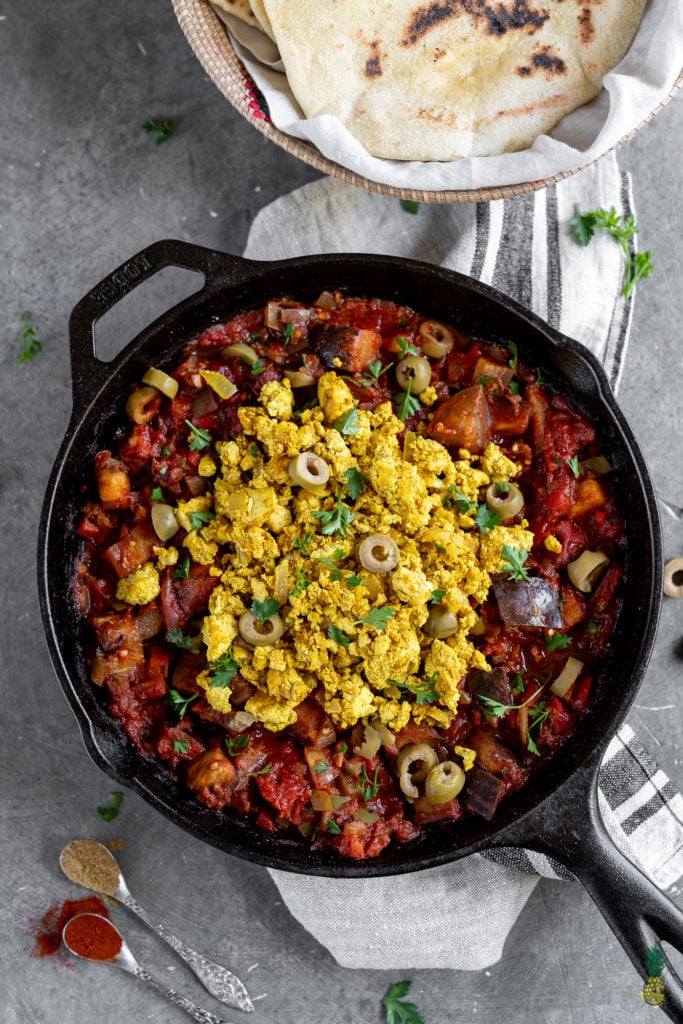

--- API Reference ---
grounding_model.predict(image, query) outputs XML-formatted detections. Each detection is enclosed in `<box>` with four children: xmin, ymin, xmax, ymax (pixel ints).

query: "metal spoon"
<box><xmin>59</xmin><ymin>840</ymin><xmax>253</xmax><ymax>1012</ymax></box>
<box><xmin>63</xmin><ymin>913</ymin><xmax>237</xmax><ymax>1024</ymax></box>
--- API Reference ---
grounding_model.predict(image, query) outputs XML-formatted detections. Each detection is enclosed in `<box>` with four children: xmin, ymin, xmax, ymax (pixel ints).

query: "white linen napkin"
<box><xmin>215</xmin><ymin>1</ymin><xmax>683</xmax><ymax>191</ymax></box>
<box><xmin>242</xmin><ymin>154</ymin><xmax>683</xmax><ymax>969</ymax></box>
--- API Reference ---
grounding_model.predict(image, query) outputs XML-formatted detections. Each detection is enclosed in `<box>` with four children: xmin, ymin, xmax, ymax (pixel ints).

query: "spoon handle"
<box><xmin>118</xmin><ymin>891</ymin><xmax>253</xmax><ymax>1012</ymax></box>
<box><xmin>131</xmin><ymin>963</ymin><xmax>237</xmax><ymax>1024</ymax></box>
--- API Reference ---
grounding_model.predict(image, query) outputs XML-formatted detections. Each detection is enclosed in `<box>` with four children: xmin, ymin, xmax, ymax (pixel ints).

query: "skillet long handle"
<box><xmin>493</xmin><ymin>752</ymin><xmax>683</xmax><ymax>1022</ymax></box>
<box><xmin>67</xmin><ymin>239</ymin><xmax>251</xmax><ymax>417</ymax></box>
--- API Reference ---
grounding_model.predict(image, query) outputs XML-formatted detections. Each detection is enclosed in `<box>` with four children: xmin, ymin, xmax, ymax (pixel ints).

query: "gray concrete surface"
<box><xmin>1</xmin><ymin>2</ymin><xmax>682</xmax><ymax>1023</ymax></box>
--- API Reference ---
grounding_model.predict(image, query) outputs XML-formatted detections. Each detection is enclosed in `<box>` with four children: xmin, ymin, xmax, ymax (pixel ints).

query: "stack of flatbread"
<box><xmin>213</xmin><ymin>0</ymin><xmax>647</xmax><ymax>161</ymax></box>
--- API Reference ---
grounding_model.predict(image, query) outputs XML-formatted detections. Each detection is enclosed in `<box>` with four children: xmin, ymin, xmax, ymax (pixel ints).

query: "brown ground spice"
<box><xmin>60</xmin><ymin>839</ymin><xmax>120</xmax><ymax>896</ymax></box>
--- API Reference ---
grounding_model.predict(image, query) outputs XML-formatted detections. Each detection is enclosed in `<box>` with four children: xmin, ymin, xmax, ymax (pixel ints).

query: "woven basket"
<box><xmin>173</xmin><ymin>0</ymin><xmax>682</xmax><ymax>204</ymax></box>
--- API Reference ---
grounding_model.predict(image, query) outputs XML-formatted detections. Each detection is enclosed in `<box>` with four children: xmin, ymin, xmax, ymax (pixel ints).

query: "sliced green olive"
<box><xmin>550</xmin><ymin>656</ymin><xmax>584</xmax><ymax>697</ymax></box>
<box><xmin>358</xmin><ymin>534</ymin><xmax>399</xmax><ymax>574</ymax></box>
<box><xmin>423</xmin><ymin>603</ymin><xmax>458</xmax><ymax>639</ymax></box>
<box><xmin>485</xmin><ymin>481</ymin><xmax>524</xmax><ymax>520</ymax></box>
<box><xmin>418</xmin><ymin>320</ymin><xmax>456</xmax><ymax>358</ymax></box>
<box><xmin>567</xmin><ymin>550</ymin><xmax>609</xmax><ymax>593</ymax></box>
<box><xmin>238</xmin><ymin>611</ymin><xmax>284</xmax><ymax>646</ymax></box>
<box><xmin>288</xmin><ymin>452</ymin><xmax>330</xmax><ymax>491</ymax></box>
<box><xmin>142</xmin><ymin>366</ymin><xmax>179</xmax><ymax>399</ymax></box>
<box><xmin>580</xmin><ymin>455</ymin><xmax>612</xmax><ymax>477</ymax></box>
<box><xmin>222</xmin><ymin>342</ymin><xmax>259</xmax><ymax>364</ymax></box>
<box><xmin>397</xmin><ymin>743</ymin><xmax>438</xmax><ymax>799</ymax></box>
<box><xmin>125</xmin><ymin>386</ymin><xmax>161</xmax><ymax>425</ymax></box>
<box><xmin>284</xmin><ymin>368</ymin><xmax>316</xmax><ymax>388</ymax></box>
<box><xmin>151</xmin><ymin>502</ymin><xmax>180</xmax><ymax>542</ymax></box>
<box><xmin>469</xmin><ymin>612</ymin><xmax>486</xmax><ymax>636</ymax></box>
<box><xmin>424</xmin><ymin>761</ymin><xmax>466</xmax><ymax>804</ymax></box>
<box><xmin>395</xmin><ymin>355</ymin><xmax>432</xmax><ymax>395</ymax></box>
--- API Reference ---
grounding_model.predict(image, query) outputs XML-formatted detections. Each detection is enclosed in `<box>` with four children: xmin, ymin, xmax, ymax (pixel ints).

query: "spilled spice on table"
<box><xmin>30</xmin><ymin>895</ymin><xmax>111</xmax><ymax>960</ymax></box>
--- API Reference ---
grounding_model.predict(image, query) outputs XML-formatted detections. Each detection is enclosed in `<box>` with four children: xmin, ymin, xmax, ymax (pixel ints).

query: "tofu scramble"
<box><xmin>73</xmin><ymin>292</ymin><xmax>625</xmax><ymax>860</ymax></box>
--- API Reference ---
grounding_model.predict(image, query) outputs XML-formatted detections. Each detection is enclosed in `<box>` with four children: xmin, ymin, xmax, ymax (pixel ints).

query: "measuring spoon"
<box><xmin>63</xmin><ymin>913</ymin><xmax>237</xmax><ymax>1024</ymax></box>
<box><xmin>60</xmin><ymin>840</ymin><xmax>253</xmax><ymax>1012</ymax></box>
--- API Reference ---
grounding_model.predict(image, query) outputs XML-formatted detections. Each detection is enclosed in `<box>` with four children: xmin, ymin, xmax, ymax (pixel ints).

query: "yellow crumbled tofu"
<box><xmin>245</xmin><ymin>692</ymin><xmax>298</xmax><ymax>731</ymax></box>
<box><xmin>317</xmin><ymin>371</ymin><xmax>355</xmax><ymax>423</ymax></box>
<box><xmin>196</xmin><ymin>668</ymin><xmax>232</xmax><ymax>713</ymax></box>
<box><xmin>174</xmin><ymin>495</ymin><xmax>213</xmax><ymax>533</ymax></box>
<box><xmin>201</xmin><ymin>611</ymin><xmax>238</xmax><ymax>663</ymax></box>
<box><xmin>184</xmin><ymin>530</ymin><xmax>218</xmax><ymax>565</ymax></box>
<box><xmin>479</xmin><ymin>442</ymin><xmax>519</xmax><ymax>481</ymax></box>
<box><xmin>419</xmin><ymin>385</ymin><xmax>438</xmax><ymax>407</ymax></box>
<box><xmin>454</xmin><ymin>745</ymin><xmax>477</xmax><ymax>771</ymax></box>
<box><xmin>479</xmin><ymin>524</ymin><xmax>535</xmax><ymax>575</ymax></box>
<box><xmin>544</xmin><ymin>535</ymin><xmax>563</xmax><ymax>553</ymax></box>
<box><xmin>116</xmin><ymin>562</ymin><xmax>161</xmax><ymax>605</ymax></box>
<box><xmin>153</xmin><ymin>545</ymin><xmax>178</xmax><ymax>568</ymax></box>
<box><xmin>198</xmin><ymin>454</ymin><xmax>218</xmax><ymax>477</ymax></box>
<box><xmin>259</xmin><ymin>379</ymin><xmax>294</xmax><ymax>421</ymax></box>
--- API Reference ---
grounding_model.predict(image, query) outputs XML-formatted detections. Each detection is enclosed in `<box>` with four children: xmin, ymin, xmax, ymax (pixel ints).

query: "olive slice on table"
<box><xmin>664</xmin><ymin>558</ymin><xmax>683</xmax><ymax>598</ymax></box>
<box><xmin>125</xmin><ymin>386</ymin><xmax>162</xmax><ymax>425</ymax></box>
<box><xmin>142</xmin><ymin>366</ymin><xmax>179</xmax><ymax>399</ymax></box>
<box><xmin>418</xmin><ymin>320</ymin><xmax>456</xmax><ymax>358</ymax></box>
<box><xmin>395</xmin><ymin>355</ymin><xmax>432</xmax><ymax>395</ymax></box>
<box><xmin>238</xmin><ymin>611</ymin><xmax>284</xmax><ymax>646</ymax></box>
<box><xmin>358</xmin><ymin>534</ymin><xmax>399</xmax><ymax>573</ymax></box>
<box><xmin>424</xmin><ymin>761</ymin><xmax>466</xmax><ymax>804</ymax></box>
<box><xmin>485</xmin><ymin>482</ymin><xmax>524</xmax><ymax>520</ymax></box>
<box><xmin>288</xmin><ymin>452</ymin><xmax>330</xmax><ymax>491</ymax></box>
<box><xmin>397</xmin><ymin>743</ymin><xmax>438</xmax><ymax>799</ymax></box>
<box><xmin>423</xmin><ymin>603</ymin><xmax>458</xmax><ymax>639</ymax></box>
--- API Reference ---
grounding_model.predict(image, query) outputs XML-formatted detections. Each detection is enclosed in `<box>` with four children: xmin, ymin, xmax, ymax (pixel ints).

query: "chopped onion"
<box><xmin>314</xmin><ymin>291</ymin><xmax>339</xmax><ymax>310</ymax></box>
<box><xmin>284</xmin><ymin>369</ymin><xmax>315</xmax><ymax>387</ymax></box>
<box><xmin>354</xmin><ymin>724</ymin><xmax>382</xmax><ymax>759</ymax></box>
<box><xmin>492</xmin><ymin>577</ymin><xmax>563</xmax><ymax>628</ymax></box>
<box><xmin>355</xmin><ymin>808</ymin><xmax>380</xmax><ymax>824</ymax></box>
<box><xmin>151</xmin><ymin>503</ymin><xmax>179</xmax><ymax>542</ymax></box>
<box><xmin>226</xmin><ymin>711</ymin><xmax>255</xmax><ymax>732</ymax></box>
<box><xmin>311</xmin><ymin>789</ymin><xmax>333</xmax><ymax>813</ymax></box>
<box><xmin>551</xmin><ymin>656</ymin><xmax>584</xmax><ymax>697</ymax></box>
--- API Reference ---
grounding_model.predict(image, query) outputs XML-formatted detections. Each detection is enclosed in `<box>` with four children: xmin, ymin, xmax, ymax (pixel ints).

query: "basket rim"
<box><xmin>173</xmin><ymin>0</ymin><xmax>683</xmax><ymax>204</ymax></box>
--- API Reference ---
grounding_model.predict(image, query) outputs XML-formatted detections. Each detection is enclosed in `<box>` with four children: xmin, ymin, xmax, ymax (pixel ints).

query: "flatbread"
<box><xmin>260</xmin><ymin>0</ymin><xmax>647</xmax><ymax>160</ymax></box>
<box><xmin>211</xmin><ymin>0</ymin><xmax>275</xmax><ymax>40</ymax></box>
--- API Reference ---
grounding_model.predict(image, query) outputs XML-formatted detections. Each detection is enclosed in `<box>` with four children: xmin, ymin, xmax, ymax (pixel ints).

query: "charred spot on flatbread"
<box><xmin>365</xmin><ymin>40</ymin><xmax>385</xmax><ymax>77</ymax></box>
<box><xmin>517</xmin><ymin>45</ymin><xmax>567</xmax><ymax>77</ymax></box>
<box><xmin>401</xmin><ymin>0</ymin><xmax>550</xmax><ymax>46</ymax></box>
<box><xmin>578</xmin><ymin>8</ymin><xmax>595</xmax><ymax>42</ymax></box>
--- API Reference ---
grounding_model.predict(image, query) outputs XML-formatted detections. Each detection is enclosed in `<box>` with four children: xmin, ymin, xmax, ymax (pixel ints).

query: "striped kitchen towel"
<box><xmin>243</xmin><ymin>153</ymin><xmax>683</xmax><ymax>970</ymax></box>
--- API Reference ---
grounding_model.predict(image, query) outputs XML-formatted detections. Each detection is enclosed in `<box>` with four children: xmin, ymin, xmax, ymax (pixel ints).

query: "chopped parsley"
<box><xmin>477</xmin><ymin>685</ymin><xmax>544</xmax><ymax>720</ymax></box>
<box><xmin>250</xmin><ymin>358</ymin><xmax>267</xmax><ymax>376</ymax></box>
<box><xmin>362</xmin><ymin>359</ymin><xmax>389</xmax><ymax>385</ymax></box>
<box><xmin>391</xmin><ymin>673</ymin><xmax>439</xmax><ymax>706</ymax></box>
<box><xmin>189</xmin><ymin>509</ymin><xmax>214</xmax><ymax>531</ymax></box>
<box><xmin>312</xmin><ymin>761</ymin><xmax>329</xmax><ymax>773</ymax></box>
<box><xmin>475</xmin><ymin>504</ymin><xmax>501</xmax><ymax>535</ymax></box>
<box><xmin>248</xmin><ymin>443</ymin><xmax>259</xmax><ymax>458</ymax></box>
<box><xmin>509</xmin><ymin>380</ymin><xmax>520</xmax><ymax>395</ymax></box>
<box><xmin>185</xmin><ymin>419</ymin><xmax>212</xmax><ymax>451</ymax></box>
<box><xmin>394</xmin><ymin>379</ymin><xmax>421</xmax><ymax>422</ymax></box>
<box><xmin>401</xmin><ymin>200</ymin><xmax>420</xmax><ymax>215</ymax></box>
<box><xmin>225</xmin><ymin>734</ymin><xmax>249</xmax><ymax>756</ymax></box>
<box><xmin>396</xmin><ymin>335</ymin><xmax>418</xmax><ymax>358</ymax></box>
<box><xmin>495</xmin><ymin>481</ymin><xmax>510</xmax><ymax>494</ymax></box>
<box><xmin>293</xmin><ymin>530</ymin><xmax>314</xmax><ymax>556</ymax></box>
<box><xmin>172</xmin><ymin>555</ymin><xmax>190</xmax><ymax>579</ymax></box>
<box><xmin>166</xmin><ymin>628</ymin><xmax>194</xmax><ymax>649</ymax></box>
<box><xmin>443</xmin><ymin>487</ymin><xmax>476</xmax><ymax>514</ymax></box>
<box><xmin>328</xmin><ymin>624</ymin><xmax>351</xmax><ymax>648</ymax></box>
<box><xmin>507</xmin><ymin>341</ymin><xmax>518</xmax><ymax>372</ymax></box>
<box><xmin>382</xmin><ymin>981</ymin><xmax>424</xmax><ymax>1024</ymax></box>
<box><xmin>566</xmin><ymin>455</ymin><xmax>581</xmax><ymax>478</ymax></box>
<box><xmin>248</xmin><ymin>762</ymin><xmax>272</xmax><ymax>777</ymax></box>
<box><xmin>151</xmin><ymin>487</ymin><xmax>164</xmax><ymax>502</ymax></box>
<box><xmin>289</xmin><ymin>570</ymin><xmax>312</xmax><ymax>598</ymax></box>
<box><xmin>166</xmin><ymin>689</ymin><xmax>199</xmax><ymax>719</ymax></box>
<box><xmin>282</xmin><ymin>321</ymin><xmax>295</xmax><ymax>343</ymax></box>
<box><xmin>326</xmin><ymin>819</ymin><xmax>342</xmax><ymax>835</ymax></box>
<box><xmin>586</xmin><ymin>620</ymin><xmax>599</xmax><ymax>634</ymax></box>
<box><xmin>16</xmin><ymin>311</ymin><xmax>42</xmax><ymax>364</ymax></box>
<box><xmin>570</xmin><ymin>204</ymin><xmax>653</xmax><ymax>299</ymax></box>
<box><xmin>343</xmin><ymin>467</ymin><xmax>367</xmax><ymax>500</ymax></box>
<box><xmin>208</xmin><ymin>648</ymin><xmax>239</xmax><ymax>688</ymax></box>
<box><xmin>97</xmin><ymin>791</ymin><xmax>123</xmax><ymax>823</ymax></box>
<box><xmin>310</xmin><ymin>491</ymin><xmax>356</xmax><ymax>537</ymax></box>
<box><xmin>334</xmin><ymin>407</ymin><xmax>360</xmax><ymax>436</ymax></box>
<box><xmin>511</xmin><ymin>672</ymin><xmax>525</xmax><ymax>694</ymax></box>
<box><xmin>173</xmin><ymin>738</ymin><xmax>189</xmax><ymax>755</ymax></box>
<box><xmin>546</xmin><ymin>632</ymin><xmax>571</xmax><ymax>652</ymax></box>
<box><xmin>141</xmin><ymin>116</ymin><xmax>173</xmax><ymax>144</ymax></box>
<box><xmin>161</xmin><ymin>446</ymin><xmax>171</xmax><ymax>457</ymax></box>
<box><xmin>500</xmin><ymin>545</ymin><xmax>531</xmax><ymax>583</ymax></box>
<box><xmin>355</xmin><ymin>607</ymin><xmax>396</xmax><ymax>632</ymax></box>
<box><xmin>251</xmin><ymin>598</ymin><xmax>281</xmax><ymax>624</ymax></box>
<box><xmin>315</xmin><ymin>548</ymin><xmax>346</xmax><ymax>580</ymax></box>
<box><xmin>344</xmin><ymin>573</ymin><xmax>365</xmax><ymax>588</ymax></box>
<box><xmin>435</xmin><ymin>542</ymin><xmax>447</xmax><ymax>554</ymax></box>
<box><xmin>430</xmin><ymin>589</ymin><xmax>446</xmax><ymax>604</ymax></box>
<box><xmin>360</xmin><ymin>763</ymin><xmax>381</xmax><ymax>801</ymax></box>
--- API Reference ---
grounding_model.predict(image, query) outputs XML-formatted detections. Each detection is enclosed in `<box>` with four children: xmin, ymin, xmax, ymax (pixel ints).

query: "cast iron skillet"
<box><xmin>39</xmin><ymin>240</ymin><xmax>683</xmax><ymax>1018</ymax></box>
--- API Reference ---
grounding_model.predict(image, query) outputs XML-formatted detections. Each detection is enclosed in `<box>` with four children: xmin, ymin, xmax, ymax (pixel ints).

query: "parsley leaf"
<box><xmin>315</xmin><ymin>548</ymin><xmax>346</xmax><ymax>580</ymax></box>
<box><xmin>500</xmin><ymin>545</ymin><xmax>531</xmax><ymax>582</ymax></box>
<box><xmin>16</xmin><ymin>311</ymin><xmax>42</xmax><ymax>365</ymax></box>
<box><xmin>511</xmin><ymin>672</ymin><xmax>525</xmax><ymax>694</ymax></box>
<box><xmin>251</xmin><ymin>358</ymin><xmax>267</xmax><ymax>376</ymax></box>
<box><xmin>327</xmin><ymin>819</ymin><xmax>342</xmax><ymax>835</ymax></box>
<box><xmin>394</xmin><ymin>379</ymin><xmax>421</xmax><ymax>422</ymax></box>
<box><xmin>334</xmin><ymin>408</ymin><xmax>360</xmax><ymax>436</ymax></box>
<box><xmin>507</xmin><ymin>341</ymin><xmax>518</xmax><ymax>371</ymax></box>
<box><xmin>382</xmin><ymin>981</ymin><xmax>424</xmax><ymax>1024</ymax></box>
<box><xmin>328</xmin><ymin>624</ymin><xmax>351</xmax><ymax>647</ymax></box>
<box><xmin>225</xmin><ymin>734</ymin><xmax>249</xmax><ymax>756</ymax></box>
<box><xmin>586</xmin><ymin>620</ymin><xmax>599</xmax><ymax>635</ymax></box>
<box><xmin>173</xmin><ymin>555</ymin><xmax>190</xmax><ymax>579</ymax></box>
<box><xmin>344</xmin><ymin>467</ymin><xmax>367</xmax><ymax>500</ymax></box>
<box><xmin>475</xmin><ymin>504</ymin><xmax>501</xmax><ymax>535</ymax></box>
<box><xmin>151</xmin><ymin>486</ymin><xmax>164</xmax><ymax>501</ymax></box>
<box><xmin>509</xmin><ymin>379</ymin><xmax>520</xmax><ymax>395</ymax></box>
<box><xmin>312</xmin><ymin>761</ymin><xmax>329</xmax><ymax>773</ymax></box>
<box><xmin>166</xmin><ymin>627</ymin><xmax>194</xmax><ymax>649</ymax></box>
<box><xmin>391</xmin><ymin>673</ymin><xmax>439</xmax><ymax>706</ymax></box>
<box><xmin>344</xmin><ymin>573</ymin><xmax>365</xmax><ymax>588</ymax></box>
<box><xmin>401</xmin><ymin>200</ymin><xmax>420</xmax><ymax>215</ymax></box>
<box><xmin>173</xmin><ymin>738</ymin><xmax>189</xmax><ymax>754</ymax></box>
<box><xmin>443</xmin><ymin>486</ymin><xmax>476</xmax><ymax>514</ymax></box>
<box><xmin>141</xmin><ymin>116</ymin><xmax>173</xmax><ymax>144</ymax></box>
<box><xmin>360</xmin><ymin>764</ymin><xmax>381</xmax><ymax>801</ymax></box>
<box><xmin>288</xmin><ymin>569</ymin><xmax>311</xmax><ymax>598</ymax></box>
<box><xmin>292</xmin><ymin>530</ymin><xmax>314</xmax><ymax>556</ymax></box>
<box><xmin>570</xmin><ymin>204</ymin><xmax>653</xmax><ymax>299</ymax></box>
<box><xmin>310</xmin><ymin>490</ymin><xmax>356</xmax><ymax>537</ymax></box>
<box><xmin>430</xmin><ymin>589</ymin><xmax>446</xmax><ymax>604</ymax></box>
<box><xmin>97</xmin><ymin>791</ymin><xmax>123</xmax><ymax>823</ymax></box>
<box><xmin>248</xmin><ymin>762</ymin><xmax>272</xmax><ymax>777</ymax></box>
<box><xmin>546</xmin><ymin>632</ymin><xmax>571</xmax><ymax>652</ymax></box>
<box><xmin>355</xmin><ymin>607</ymin><xmax>396</xmax><ymax>632</ymax></box>
<box><xmin>282</xmin><ymin>321</ymin><xmax>295</xmax><ymax>344</ymax></box>
<box><xmin>435</xmin><ymin>542</ymin><xmax>447</xmax><ymax>554</ymax></box>
<box><xmin>395</xmin><ymin>336</ymin><xmax>419</xmax><ymax>358</ymax></box>
<box><xmin>185</xmin><ymin>419</ymin><xmax>212</xmax><ymax>451</ymax></box>
<box><xmin>478</xmin><ymin>685</ymin><xmax>544</xmax><ymax>720</ymax></box>
<box><xmin>363</xmin><ymin>359</ymin><xmax>389</xmax><ymax>383</ymax></box>
<box><xmin>566</xmin><ymin>455</ymin><xmax>581</xmax><ymax>478</ymax></box>
<box><xmin>208</xmin><ymin>648</ymin><xmax>239</xmax><ymax>688</ymax></box>
<box><xmin>166</xmin><ymin>689</ymin><xmax>199</xmax><ymax>719</ymax></box>
<box><xmin>189</xmin><ymin>509</ymin><xmax>214</xmax><ymax>531</ymax></box>
<box><xmin>248</xmin><ymin>443</ymin><xmax>260</xmax><ymax>459</ymax></box>
<box><xmin>251</xmin><ymin>598</ymin><xmax>281</xmax><ymax>624</ymax></box>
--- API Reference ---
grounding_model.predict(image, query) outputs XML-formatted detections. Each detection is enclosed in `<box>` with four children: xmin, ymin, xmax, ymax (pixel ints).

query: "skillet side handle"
<box><xmin>495</xmin><ymin>755</ymin><xmax>683</xmax><ymax>1023</ymax></box>
<box><xmin>67</xmin><ymin>239</ymin><xmax>250</xmax><ymax>418</ymax></box>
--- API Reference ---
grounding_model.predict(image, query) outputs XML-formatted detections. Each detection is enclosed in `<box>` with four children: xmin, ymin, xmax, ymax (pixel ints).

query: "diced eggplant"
<box><xmin>425</xmin><ymin>385</ymin><xmax>491</xmax><ymax>454</ymax></box>
<box><xmin>492</xmin><ymin>577</ymin><xmax>563</xmax><ymax>628</ymax></box>
<box><xmin>312</xmin><ymin>323</ymin><xmax>382</xmax><ymax>374</ymax></box>
<box><xmin>463</xmin><ymin>768</ymin><xmax>506</xmax><ymax>820</ymax></box>
<box><xmin>467</xmin><ymin>667</ymin><xmax>510</xmax><ymax>706</ymax></box>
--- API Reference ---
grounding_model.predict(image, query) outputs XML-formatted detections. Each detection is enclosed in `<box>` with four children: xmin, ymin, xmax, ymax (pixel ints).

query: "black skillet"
<box><xmin>38</xmin><ymin>239</ymin><xmax>683</xmax><ymax>1019</ymax></box>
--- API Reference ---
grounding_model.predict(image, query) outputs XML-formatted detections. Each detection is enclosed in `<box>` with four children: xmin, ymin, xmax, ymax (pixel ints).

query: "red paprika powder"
<box><xmin>63</xmin><ymin>913</ymin><xmax>122</xmax><ymax>962</ymax></box>
<box><xmin>31</xmin><ymin>895</ymin><xmax>110</xmax><ymax>959</ymax></box>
